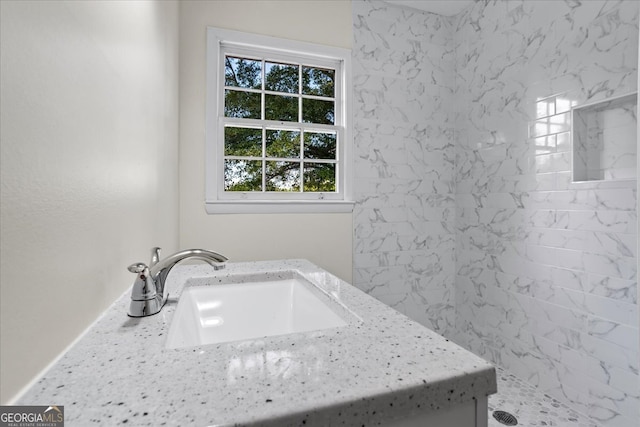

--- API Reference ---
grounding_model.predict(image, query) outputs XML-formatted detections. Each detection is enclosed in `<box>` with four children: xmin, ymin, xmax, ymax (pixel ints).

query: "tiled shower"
<box><xmin>352</xmin><ymin>1</ymin><xmax>638</xmax><ymax>426</ymax></box>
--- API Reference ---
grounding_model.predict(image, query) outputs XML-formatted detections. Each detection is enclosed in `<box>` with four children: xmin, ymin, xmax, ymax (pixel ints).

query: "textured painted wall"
<box><xmin>352</xmin><ymin>0</ymin><xmax>457</xmax><ymax>338</ymax></box>
<box><xmin>0</xmin><ymin>0</ymin><xmax>180</xmax><ymax>403</ymax></box>
<box><xmin>453</xmin><ymin>1</ymin><xmax>638</xmax><ymax>426</ymax></box>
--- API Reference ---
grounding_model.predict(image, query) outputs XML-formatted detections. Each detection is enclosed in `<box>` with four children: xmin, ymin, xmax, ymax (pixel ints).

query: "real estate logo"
<box><xmin>0</xmin><ymin>406</ymin><xmax>64</xmax><ymax>427</ymax></box>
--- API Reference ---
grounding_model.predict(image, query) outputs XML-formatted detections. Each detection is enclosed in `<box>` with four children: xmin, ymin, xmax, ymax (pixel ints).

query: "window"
<box><xmin>206</xmin><ymin>27</ymin><xmax>353</xmax><ymax>214</ymax></box>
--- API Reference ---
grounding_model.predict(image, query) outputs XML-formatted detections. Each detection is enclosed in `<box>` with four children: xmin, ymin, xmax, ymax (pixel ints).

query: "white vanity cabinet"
<box><xmin>390</xmin><ymin>397</ymin><xmax>488</xmax><ymax>427</ymax></box>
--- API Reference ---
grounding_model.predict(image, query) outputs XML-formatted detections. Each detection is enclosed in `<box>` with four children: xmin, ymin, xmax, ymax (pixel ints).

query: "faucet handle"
<box><xmin>128</xmin><ymin>262</ymin><xmax>158</xmax><ymax>303</ymax></box>
<box><xmin>150</xmin><ymin>247</ymin><xmax>161</xmax><ymax>267</ymax></box>
<box><xmin>128</xmin><ymin>262</ymin><xmax>148</xmax><ymax>274</ymax></box>
<box><xmin>127</xmin><ymin>261</ymin><xmax>163</xmax><ymax>317</ymax></box>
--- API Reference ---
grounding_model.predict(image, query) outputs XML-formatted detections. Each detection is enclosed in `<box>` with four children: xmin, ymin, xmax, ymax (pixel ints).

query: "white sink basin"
<box><xmin>165</xmin><ymin>272</ymin><xmax>349</xmax><ymax>349</ymax></box>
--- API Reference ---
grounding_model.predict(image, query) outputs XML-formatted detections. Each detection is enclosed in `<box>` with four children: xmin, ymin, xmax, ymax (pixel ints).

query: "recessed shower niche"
<box><xmin>572</xmin><ymin>92</ymin><xmax>637</xmax><ymax>182</ymax></box>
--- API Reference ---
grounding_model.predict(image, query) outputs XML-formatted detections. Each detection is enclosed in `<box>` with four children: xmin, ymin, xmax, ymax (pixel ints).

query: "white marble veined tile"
<box><xmin>582</xmin><ymin>355</ymin><xmax>640</xmax><ymax>398</ymax></box>
<box><xmin>377</xmin><ymin>290</ymin><xmax>456</xmax><ymax>336</ymax></box>
<box><xmin>353</xmin><ymin>265</ymin><xmax>407</xmax><ymax>293</ymax></box>
<box><xmin>529</xmin><ymin>112</ymin><xmax>572</xmax><ymax>138</ymax></box>
<box><xmin>513</xmin><ymin>293</ymin><xmax>588</xmax><ymax>332</ymax></box>
<box><xmin>591</xmin><ymin>188</ymin><xmax>637</xmax><ymax>211</ymax></box>
<box><xmin>355</xmin><ymin>192</ymin><xmax>424</xmax><ymax>209</ymax></box>
<box><xmin>584</xmin><ymin>293</ymin><xmax>638</xmax><ymax>327</ymax></box>
<box><xmin>554</xmin><ymin>248</ymin><xmax>586</xmax><ymax>271</ymax></box>
<box><xmin>563</xmin><ymin>210</ymin><xmax>637</xmax><ymax>234</ymax></box>
<box><xmin>531</xmin><ymin>334</ymin><xmax>587</xmax><ymax>371</ymax></box>
<box><xmin>550</xmin><ymin>267</ymin><xmax>588</xmax><ymax>292</ymax></box>
<box><xmin>533</xmin><ymin>134</ymin><xmax>557</xmax><ymax>155</ymax></box>
<box><xmin>357</xmin><ymin>231</ymin><xmax>455</xmax><ymax>255</ymax></box>
<box><xmin>587</xmin><ymin>231</ymin><xmax>636</xmax><ymax>258</ymax></box>
<box><xmin>524</xmin><ymin>190</ymin><xmax>588</xmax><ymax>211</ymax></box>
<box><xmin>354</xmin><ymin>177</ymin><xmax>451</xmax><ymax>197</ymax></box>
<box><xmin>354</xmin><ymin>206</ymin><xmax>411</xmax><ymax>223</ymax></box>
<box><xmin>586</xmin><ymin>274</ymin><xmax>637</xmax><ymax>304</ymax></box>
<box><xmin>582</xmin><ymin>380</ymin><xmax>640</xmax><ymax>427</ymax></box>
<box><xmin>582</xmin><ymin>252</ymin><xmax>636</xmax><ymax>281</ymax></box>
<box><xmin>581</xmin><ymin>331</ymin><xmax>639</xmax><ymax>375</ymax></box>
<box><xmin>358</xmin><ymin>218</ymin><xmax>455</xmax><ymax>237</ymax></box>
<box><xmin>524</xmin><ymin>244</ymin><xmax>562</xmax><ymax>266</ymax></box>
<box><xmin>358</xmin><ymin>144</ymin><xmax>409</xmax><ymax>165</ymax></box>
<box><xmin>355</xmin><ymin>2</ymin><xmax>454</xmax><ymax>45</ymax></box>
<box><xmin>469</xmin><ymin>192</ymin><xmax>525</xmax><ymax>210</ymax></box>
<box><xmin>528</xmin><ymin>228</ymin><xmax>587</xmax><ymax>251</ymax></box>
<box><xmin>535</xmin><ymin>151</ymin><xmax>572</xmax><ymax>174</ymax></box>
<box><xmin>587</xmin><ymin>317</ymin><xmax>639</xmax><ymax>351</ymax></box>
<box><xmin>526</xmin><ymin>208</ymin><xmax>558</xmax><ymax>228</ymax></box>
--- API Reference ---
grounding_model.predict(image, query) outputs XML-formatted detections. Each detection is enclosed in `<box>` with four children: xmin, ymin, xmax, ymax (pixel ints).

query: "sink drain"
<box><xmin>493</xmin><ymin>410</ymin><xmax>518</xmax><ymax>425</ymax></box>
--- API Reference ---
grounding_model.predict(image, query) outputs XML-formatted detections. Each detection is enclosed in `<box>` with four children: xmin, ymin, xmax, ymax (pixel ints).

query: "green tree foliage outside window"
<box><xmin>223</xmin><ymin>56</ymin><xmax>337</xmax><ymax>193</ymax></box>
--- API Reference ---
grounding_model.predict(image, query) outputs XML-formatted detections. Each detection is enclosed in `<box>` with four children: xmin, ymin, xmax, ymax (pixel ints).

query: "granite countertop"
<box><xmin>18</xmin><ymin>259</ymin><xmax>496</xmax><ymax>426</ymax></box>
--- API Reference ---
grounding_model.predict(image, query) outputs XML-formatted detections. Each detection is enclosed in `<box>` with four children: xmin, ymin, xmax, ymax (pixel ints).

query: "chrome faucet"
<box><xmin>127</xmin><ymin>247</ymin><xmax>228</xmax><ymax>317</ymax></box>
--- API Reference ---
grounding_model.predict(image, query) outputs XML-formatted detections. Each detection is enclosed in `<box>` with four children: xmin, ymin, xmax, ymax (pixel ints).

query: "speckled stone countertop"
<box><xmin>18</xmin><ymin>259</ymin><xmax>496</xmax><ymax>426</ymax></box>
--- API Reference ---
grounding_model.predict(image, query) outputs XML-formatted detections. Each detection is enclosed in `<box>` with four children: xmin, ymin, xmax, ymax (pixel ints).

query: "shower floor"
<box><xmin>488</xmin><ymin>367</ymin><xmax>598</xmax><ymax>427</ymax></box>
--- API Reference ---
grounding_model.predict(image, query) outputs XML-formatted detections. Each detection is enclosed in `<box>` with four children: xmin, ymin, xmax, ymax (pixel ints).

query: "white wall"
<box><xmin>179</xmin><ymin>0</ymin><xmax>354</xmax><ymax>283</ymax></box>
<box><xmin>0</xmin><ymin>0</ymin><xmax>180</xmax><ymax>403</ymax></box>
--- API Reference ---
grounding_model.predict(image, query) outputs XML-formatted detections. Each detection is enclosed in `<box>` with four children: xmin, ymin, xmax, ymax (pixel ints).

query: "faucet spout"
<box><xmin>127</xmin><ymin>248</ymin><xmax>228</xmax><ymax>317</ymax></box>
<box><xmin>150</xmin><ymin>249</ymin><xmax>228</xmax><ymax>299</ymax></box>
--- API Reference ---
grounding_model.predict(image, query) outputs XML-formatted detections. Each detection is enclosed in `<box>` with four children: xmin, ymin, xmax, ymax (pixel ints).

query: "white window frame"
<box><xmin>205</xmin><ymin>27</ymin><xmax>354</xmax><ymax>214</ymax></box>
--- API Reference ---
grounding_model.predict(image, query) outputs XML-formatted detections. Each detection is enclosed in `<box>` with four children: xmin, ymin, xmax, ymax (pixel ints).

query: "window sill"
<box><xmin>205</xmin><ymin>200</ymin><xmax>355</xmax><ymax>214</ymax></box>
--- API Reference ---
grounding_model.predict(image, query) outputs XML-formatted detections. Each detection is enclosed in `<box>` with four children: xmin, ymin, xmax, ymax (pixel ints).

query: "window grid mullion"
<box><xmin>299</xmin><ymin>160</ymin><xmax>304</xmax><ymax>193</ymax></box>
<box><xmin>223</xmin><ymin>87</ymin><xmax>333</xmax><ymax>101</ymax></box>
<box><xmin>223</xmin><ymin>117</ymin><xmax>339</xmax><ymax>133</ymax></box>
<box><xmin>298</xmin><ymin>64</ymin><xmax>304</xmax><ymax>194</ymax></box>
<box><xmin>223</xmin><ymin>86</ymin><xmax>261</xmax><ymax>94</ymax></box>
<box><xmin>260</xmin><ymin>59</ymin><xmax>265</xmax><ymax>121</ymax></box>
<box><xmin>261</xmin><ymin>127</ymin><xmax>266</xmax><ymax>192</ymax></box>
<box><xmin>261</xmin><ymin>59</ymin><xmax>266</xmax><ymax>192</ymax></box>
<box><xmin>224</xmin><ymin>155</ymin><xmax>336</xmax><ymax>163</ymax></box>
<box><xmin>222</xmin><ymin>86</ymin><xmax>334</xmax><ymax>102</ymax></box>
<box><xmin>299</xmin><ymin>131</ymin><xmax>304</xmax><ymax>193</ymax></box>
<box><xmin>301</xmin><ymin>94</ymin><xmax>335</xmax><ymax>102</ymax></box>
<box><xmin>298</xmin><ymin>64</ymin><xmax>303</xmax><ymax>124</ymax></box>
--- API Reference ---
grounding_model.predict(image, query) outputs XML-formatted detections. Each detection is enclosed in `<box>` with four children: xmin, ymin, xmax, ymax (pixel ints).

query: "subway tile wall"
<box><xmin>352</xmin><ymin>1</ymin><xmax>638</xmax><ymax>426</ymax></box>
<box><xmin>453</xmin><ymin>2</ymin><xmax>638</xmax><ymax>426</ymax></box>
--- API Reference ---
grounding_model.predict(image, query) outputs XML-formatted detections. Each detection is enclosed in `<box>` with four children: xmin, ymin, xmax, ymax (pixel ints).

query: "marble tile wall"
<box><xmin>352</xmin><ymin>0</ymin><xmax>457</xmax><ymax>338</ymax></box>
<box><xmin>353</xmin><ymin>0</ymin><xmax>638</xmax><ymax>426</ymax></box>
<box><xmin>453</xmin><ymin>1</ymin><xmax>638</xmax><ymax>426</ymax></box>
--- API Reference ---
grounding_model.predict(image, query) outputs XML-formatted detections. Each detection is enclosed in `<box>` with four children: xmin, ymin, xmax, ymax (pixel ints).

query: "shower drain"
<box><xmin>493</xmin><ymin>410</ymin><xmax>518</xmax><ymax>426</ymax></box>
